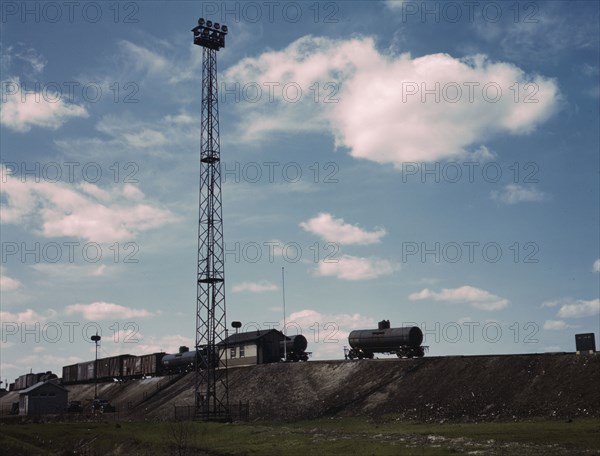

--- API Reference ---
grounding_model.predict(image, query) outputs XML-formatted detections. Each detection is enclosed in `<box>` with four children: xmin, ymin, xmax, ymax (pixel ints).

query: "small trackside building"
<box><xmin>18</xmin><ymin>381</ymin><xmax>68</xmax><ymax>416</ymax></box>
<box><xmin>575</xmin><ymin>333</ymin><xmax>597</xmax><ymax>354</ymax></box>
<box><xmin>217</xmin><ymin>329</ymin><xmax>284</xmax><ymax>367</ymax></box>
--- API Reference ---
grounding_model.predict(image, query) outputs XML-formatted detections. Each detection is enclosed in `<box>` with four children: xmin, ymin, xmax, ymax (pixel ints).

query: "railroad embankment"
<box><xmin>2</xmin><ymin>354</ymin><xmax>598</xmax><ymax>422</ymax></box>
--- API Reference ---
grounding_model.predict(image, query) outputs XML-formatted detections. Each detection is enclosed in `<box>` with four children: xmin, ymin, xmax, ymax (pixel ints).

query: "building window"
<box><xmin>230</xmin><ymin>347</ymin><xmax>236</xmax><ymax>358</ymax></box>
<box><xmin>240</xmin><ymin>346</ymin><xmax>245</xmax><ymax>358</ymax></box>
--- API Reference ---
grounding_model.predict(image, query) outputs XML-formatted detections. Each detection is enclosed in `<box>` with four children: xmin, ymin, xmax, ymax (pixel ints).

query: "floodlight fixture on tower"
<box><xmin>192</xmin><ymin>17</ymin><xmax>228</xmax><ymax>50</ymax></box>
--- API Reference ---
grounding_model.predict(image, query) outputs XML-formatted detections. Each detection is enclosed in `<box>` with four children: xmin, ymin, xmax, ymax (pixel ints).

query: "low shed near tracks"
<box><xmin>18</xmin><ymin>381</ymin><xmax>68</xmax><ymax>416</ymax></box>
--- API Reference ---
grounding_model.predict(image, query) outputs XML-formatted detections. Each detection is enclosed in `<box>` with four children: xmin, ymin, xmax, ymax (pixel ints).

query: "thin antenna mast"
<box><xmin>282</xmin><ymin>266</ymin><xmax>287</xmax><ymax>361</ymax></box>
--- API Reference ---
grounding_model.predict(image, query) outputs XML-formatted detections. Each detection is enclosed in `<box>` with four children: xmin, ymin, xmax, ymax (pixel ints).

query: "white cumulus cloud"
<box><xmin>557</xmin><ymin>298</ymin><xmax>599</xmax><ymax>318</ymax></box>
<box><xmin>13</xmin><ymin>46</ymin><xmax>47</xmax><ymax>73</ymax></box>
<box><xmin>315</xmin><ymin>255</ymin><xmax>399</xmax><ymax>280</ymax></box>
<box><xmin>0</xmin><ymin>308</ymin><xmax>57</xmax><ymax>324</ymax></box>
<box><xmin>64</xmin><ymin>302</ymin><xmax>155</xmax><ymax>320</ymax></box>
<box><xmin>286</xmin><ymin>309</ymin><xmax>377</xmax><ymax>359</ymax></box>
<box><xmin>0</xmin><ymin>273</ymin><xmax>21</xmax><ymax>291</ymax></box>
<box><xmin>408</xmin><ymin>285</ymin><xmax>509</xmax><ymax>311</ymax></box>
<box><xmin>31</xmin><ymin>264</ymin><xmax>108</xmax><ymax>280</ymax></box>
<box><xmin>543</xmin><ymin>320</ymin><xmax>572</xmax><ymax>330</ymax></box>
<box><xmin>385</xmin><ymin>0</ymin><xmax>406</xmax><ymax>10</ymax></box>
<box><xmin>1</xmin><ymin>166</ymin><xmax>176</xmax><ymax>242</ymax></box>
<box><xmin>1</xmin><ymin>77</ymin><xmax>88</xmax><ymax>132</ymax></box>
<box><xmin>118</xmin><ymin>40</ymin><xmax>170</xmax><ymax>76</ymax></box>
<box><xmin>593</xmin><ymin>259</ymin><xmax>600</xmax><ymax>273</ymax></box>
<box><xmin>491</xmin><ymin>184</ymin><xmax>547</xmax><ymax>204</ymax></box>
<box><xmin>540</xmin><ymin>299</ymin><xmax>561</xmax><ymax>308</ymax></box>
<box><xmin>232</xmin><ymin>281</ymin><xmax>278</xmax><ymax>293</ymax></box>
<box><xmin>224</xmin><ymin>36</ymin><xmax>560</xmax><ymax>165</ymax></box>
<box><xmin>300</xmin><ymin>212</ymin><xmax>386</xmax><ymax>245</ymax></box>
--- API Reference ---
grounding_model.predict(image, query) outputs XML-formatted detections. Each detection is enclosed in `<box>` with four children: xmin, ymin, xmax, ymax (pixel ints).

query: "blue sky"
<box><xmin>1</xmin><ymin>1</ymin><xmax>599</xmax><ymax>384</ymax></box>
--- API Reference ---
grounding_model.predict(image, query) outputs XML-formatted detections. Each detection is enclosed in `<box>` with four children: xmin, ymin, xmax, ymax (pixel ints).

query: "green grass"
<box><xmin>0</xmin><ymin>417</ymin><xmax>598</xmax><ymax>455</ymax></box>
<box><xmin>293</xmin><ymin>415</ymin><xmax>600</xmax><ymax>450</ymax></box>
<box><xmin>406</xmin><ymin>419</ymin><xmax>600</xmax><ymax>450</ymax></box>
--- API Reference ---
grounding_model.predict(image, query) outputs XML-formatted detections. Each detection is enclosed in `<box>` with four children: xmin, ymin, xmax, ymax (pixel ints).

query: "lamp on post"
<box><xmin>282</xmin><ymin>267</ymin><xmax>287</xmax><ymax>362</ymax></box>
<box><xmin>91</xmin><ymin>333</ymin><xmax>101</xmax><ymax>400</ymax></box>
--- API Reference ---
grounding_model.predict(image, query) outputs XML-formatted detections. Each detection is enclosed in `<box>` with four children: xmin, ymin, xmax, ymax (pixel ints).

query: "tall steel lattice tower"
<box><xmin>191</xmin><ymin>17</ymin><xmax>229</xmax><ymax>421</ymax></box>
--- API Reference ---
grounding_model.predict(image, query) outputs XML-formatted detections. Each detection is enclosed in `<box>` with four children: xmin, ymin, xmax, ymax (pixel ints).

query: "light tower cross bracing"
<box><xmin>191</xmin><ymin>17</ymin><xmax>229</xmax><ymax>421</ymax></box>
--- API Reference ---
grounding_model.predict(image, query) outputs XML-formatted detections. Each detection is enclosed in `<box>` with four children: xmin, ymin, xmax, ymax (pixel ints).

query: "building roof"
<box><xmin>218</xmin><ymin>329</ymin><xmax>286</xmax><ymax>346</ymax></box>
<box><xmin>19</xmin><ymin>380</ymin><xmax>68</xmax><ymax>395</ymax></box>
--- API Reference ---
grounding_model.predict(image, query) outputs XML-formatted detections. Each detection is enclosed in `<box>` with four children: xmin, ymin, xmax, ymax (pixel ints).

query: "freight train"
<box><xmin>9</xmin><ymin>320</ymin><xmax>424</xmax><ymax>389</ymax></box>
<box><xmin>60</xmin><ymin>339</ymin><xmax>310</xmax><ymax>385</ymax></box>
<box><xmin>8</xmin><ymin>371</ymin><xmax>58</xmax><ymax>391</ymax></box>
<box><xmin>61</xmin><ymin>353</ymin><xmax>168</xmax><ymax>384</ymax></box>
<box><xmin>345</xmin><ymin>320</ymin><xmax>427</xmax><ymax>359</ymax></box>
<box><xmin>281</xmin><ymin>335</ymin><xmax>310</xmax><ymax>362</ymax></box>
<box><xmin>160</xmin><ymin>335</ymin><xmax>309</xmax><ymax>372</ymax></box>
<box><xmin>47</xmin><ymin>332</ymin><xmax>308</xmax><ymax>386</ymax></box>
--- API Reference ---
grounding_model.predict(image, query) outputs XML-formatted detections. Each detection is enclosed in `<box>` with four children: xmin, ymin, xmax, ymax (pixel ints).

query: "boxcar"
<box><xmin>25</xmin><ymin>373</ymin><xmax>36</xmax><ymax>388</ymax></box>
<box><xmin>96</xmin><ymin>355</ymin><xmax>134</xmax><ymax>380</ymax></box>
<box><xmin>122</xmin><ymin>353</ymin><xmax>166</xmax><ymax>378</ymax></box>
<box><xmin>77</xmin><ymin>361</ymin><xmax>95</xmax><ymax>382</ymax></box>
<box><xmin>140</xmin><ymin>353</ymin><xmax>166</xmax><ymax>377</ymax></box>
<box><xmin>123</xmin><ymin>356</ymin><xmax>142</xmax><ymax>377</ymax></box>
<box><xmin>62</xmin><ymin>364</ymin><xmax>79</xmax><ymax>384</ymax></box>
<box><xmin>14</xmin><ymin>375</ymin><xmax>26</xmax><ymax>390</ymax></box>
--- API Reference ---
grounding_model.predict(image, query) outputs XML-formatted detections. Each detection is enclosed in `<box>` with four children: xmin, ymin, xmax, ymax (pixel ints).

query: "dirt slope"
<box><xmin>222</xmin><ymin>354</ymin><xmax>600</xmax><ymax>421</ymax></box>
<box><xmin>3</xmin><ymin>354</ymin><xmax>598</xmax><ymax>422</ymax></box>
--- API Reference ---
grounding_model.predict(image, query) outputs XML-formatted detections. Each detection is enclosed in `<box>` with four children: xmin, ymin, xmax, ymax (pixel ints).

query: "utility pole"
<box><xmin>191</xmin><ymin>17</ymin><xmax>230</xmax><ymax>421</ymax></box>
<box><xmin>91</xmin><ymin>333</ymin><xmax>101</xmax><ymax>400</ymax></box>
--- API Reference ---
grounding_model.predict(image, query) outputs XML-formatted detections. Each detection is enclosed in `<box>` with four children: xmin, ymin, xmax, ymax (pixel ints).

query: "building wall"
<box><xmin>19</xmin><ymin>384</ymin><xmax>68</xmax><ymax>415</ymax></box>
<box><xmin>219</xmin><ymin>343</ymin><xmax>258</xmax><ymax>367</ymax></box>
<box><xmin>218</xmin><ymin>331</ymin><xmax>285</xmax><ymax>367</ymax></box>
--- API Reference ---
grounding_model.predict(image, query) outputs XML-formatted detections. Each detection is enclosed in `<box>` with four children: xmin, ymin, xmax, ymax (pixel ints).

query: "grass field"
<box><xmin>1</xmin><ymin>417</ymin><xmax>599</xmax><ymax>455</ymax></box>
